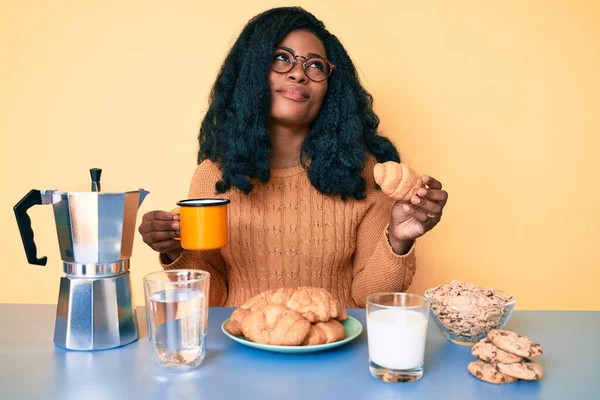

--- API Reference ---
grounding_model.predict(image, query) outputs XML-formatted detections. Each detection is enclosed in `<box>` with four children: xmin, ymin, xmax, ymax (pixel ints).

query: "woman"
<box><xmin>138</xmin><ymin>7</ymin><xmax>448</xmax><ymax>308</ymax></box>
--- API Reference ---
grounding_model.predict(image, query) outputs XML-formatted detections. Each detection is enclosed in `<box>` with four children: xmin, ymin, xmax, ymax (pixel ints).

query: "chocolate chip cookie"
<box><xmin>468</xmin><ymin>360</ymin><xmax>517</xmax><ymax>384</ymax></box>
<box><xmin>495</xmin><ymin>361</ymin><xmax>544</xmax><ymax>381</ymax></box>
<box><xmin>488</xmin><ymin>329</ymin><xmax>543</xmax><ymax>359</ymax></box>
<box><xmin>472</xmin><ymin>338</ymin><xmax>524</xmax><ymax>364</ymax></box>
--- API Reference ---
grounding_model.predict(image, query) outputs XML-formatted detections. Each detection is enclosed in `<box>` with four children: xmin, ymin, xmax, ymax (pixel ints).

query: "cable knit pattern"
<box><xmin>161</xmin><ymin>158</ymin><xmax>417</xmax><ymax>308</ymax></box>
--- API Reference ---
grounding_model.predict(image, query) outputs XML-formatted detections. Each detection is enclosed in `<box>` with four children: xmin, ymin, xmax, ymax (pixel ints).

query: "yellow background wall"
<box><xmin>1</xmin><ymin>0</ymin><xmax>598</xmax><ymax>310</ymax></box>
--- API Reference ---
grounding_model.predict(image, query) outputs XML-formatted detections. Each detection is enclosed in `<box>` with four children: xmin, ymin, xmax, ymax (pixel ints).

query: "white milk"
<box><xmin>367</xmin><ymin>309</ymin><xmax>428</xmax><ymax>370</ymax></box>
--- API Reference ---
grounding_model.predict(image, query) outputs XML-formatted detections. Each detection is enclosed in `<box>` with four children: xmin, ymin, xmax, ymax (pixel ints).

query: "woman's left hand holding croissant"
<box><xmin>388</xmin><ymin>175</ymin><xmax>448</xmax><ymax>255</ymax></box>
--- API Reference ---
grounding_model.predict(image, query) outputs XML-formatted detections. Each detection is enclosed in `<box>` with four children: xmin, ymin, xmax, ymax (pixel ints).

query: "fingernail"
<box><xmin>172</xmin><ymin>222</ymin><xmax>179</xmax><ymax>230</ymax></box>
<box><xmin>418</xmin><ymin>188</ymin><xmax>427</xmax><ymax>196</ymax></box>
<box><xmin>403</xmin><ymin>204</ymin><xmax>411</xmax><ymax>212</ymax></box>
<box><xmin>422</xmin><ymin>175</ymin><xmax>430</xmax><ymax>183</ymax></box>
<box><xmin>174</xmin><ymin>231</ymin><xmax>180</xmax><ymax>236</ymax></box>
<box><xmin>412</xmin><ymin>196</ymin><xmax>421</xmax><ymax>204</ymax></box>
<box><xmin>173</xmin><ymin>215</ymin><xmax>180</xmax><ymax>221</ymax></box>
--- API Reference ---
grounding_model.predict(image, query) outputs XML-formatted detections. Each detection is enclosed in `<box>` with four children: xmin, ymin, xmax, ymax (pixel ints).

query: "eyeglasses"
<box><xmin>271</xmin><ymin>47</ymin><xmax>335</xmax><ymax>83</ymax></box>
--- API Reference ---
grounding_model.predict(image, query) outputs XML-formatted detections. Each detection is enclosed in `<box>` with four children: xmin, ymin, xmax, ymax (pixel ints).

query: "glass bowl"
<box><xmin>424</xmin><ymin>290</ymin><xmax>515</xmax><ymax>346</ymax></box>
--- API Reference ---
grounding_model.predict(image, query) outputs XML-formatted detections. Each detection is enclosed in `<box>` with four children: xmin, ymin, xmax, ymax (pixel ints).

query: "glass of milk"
<box><xmin>366</xmin><ymin>293</ymin><xmax>430</xmax><ymax>382</ymax></box>
<box><xmin>144</xmin><ymin>270</ymin><xmax>210</xmax><ymax>371</ymax></box>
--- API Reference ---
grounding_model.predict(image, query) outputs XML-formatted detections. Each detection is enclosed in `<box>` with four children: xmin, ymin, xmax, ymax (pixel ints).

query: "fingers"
<box><xmin>143</xmin><ymin>210</ymin><xmax>179</xmax><ymax>222</ymax></box>
<box><xmin>148</xmin><ymin>230</ymin><xmax>180</xmax><ymax>242</ymax></box>
<box><xmin>139</xmin><ymin>220</ymin><xmax>179</xmax><ymax>234</ymax></box>
<box><xmin>148</xmin><ymin>240</ymin><xmax>182</xmax><ymax>254</ymax></box>
<box><xmin>422</xmin><ymin>175</ymin><xmax>442</xmax><ymax>190</ymax></box>
<box><xmin>138</xmin><ymin>210</ymin><xmax>181</xmax><ymax>255</ymax></box>
<box><xmin>139</xmin><ymin>218</ymin><xmax>180</xmax><ymax>235</ymax></box>
<box><xmin>402</xmin><ymin>204</ymin><xmax>429</xmax><ymax>223</ymax></box>
<box><xmin>417</xmin><ymin>187</ymin><xmax>448</xmax><ymax>206</ymax></box>
<box><xmin>410</xmin><ymin>195</ymin><xmax>442</xmax><ymax>216</ymax></box>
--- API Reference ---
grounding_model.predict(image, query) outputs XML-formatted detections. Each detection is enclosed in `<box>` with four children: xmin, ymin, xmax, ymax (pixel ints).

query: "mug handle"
<box><xmin>171</xmin><ymin>208</ymin><xmax>181</xmax><ymax>242</ymax></box>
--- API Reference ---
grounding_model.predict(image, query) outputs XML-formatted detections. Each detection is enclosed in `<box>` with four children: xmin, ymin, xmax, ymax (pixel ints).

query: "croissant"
<box><xmin>238</xmin><ymin>287</ymin><xmax>348</xmax><ymax>323</ymax></box>
<box><xmin>373</xmin><ymin>161</ymin><xmax>424</xmax><ymax>201</ymax></box>
<box><xmin>302</xmin><ymin>319</ymin><xmax>346</xmax><ymax>345</ymax></box>
<box><xmin>225</xmin><ymin>287</ymin><xmax>350</xmax><ymax>346</ymax></box>
<box><xmin>241</xmin><ymin>304</ymin><xmax>311</xmax><ymax>346</ymax></box>
<box><xmin>286</xmin><ymin>287</ymin><xmax>344</xmax><ymax>323</ymax></box>
<box><xmin>226</xmin><ymin>308</ymin><xmax>250</xmax><ymax>336</ymax></box>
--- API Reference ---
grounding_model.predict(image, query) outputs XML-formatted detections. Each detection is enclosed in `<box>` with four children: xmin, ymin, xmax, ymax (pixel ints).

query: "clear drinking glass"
<box><xmin>143</xmin><ymin>270</ymin><xmax>210</xmax><ymax>372</ymax></box>
<box><xmin>366</xmin><ymin>293</ymin><xmax>430</xmax><ymax>382</ymax></box>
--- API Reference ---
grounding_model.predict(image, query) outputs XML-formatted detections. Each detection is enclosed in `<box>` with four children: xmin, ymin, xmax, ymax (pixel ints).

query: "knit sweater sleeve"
<box><xmin>350</xmin><ymin>160</ymin><xmax>418</xmax><ymax>308</ymax></box>
<box><xmin>159</xmin><ymin>160</ymin><xmax>229</xmax><ymax>307</ymax></box>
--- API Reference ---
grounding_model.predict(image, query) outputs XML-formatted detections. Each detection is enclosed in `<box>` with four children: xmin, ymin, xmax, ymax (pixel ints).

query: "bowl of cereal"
<box><xmin>424</xmin><ymin>281</ymin><xmax>515</xmax><ymax>346</ymax></box>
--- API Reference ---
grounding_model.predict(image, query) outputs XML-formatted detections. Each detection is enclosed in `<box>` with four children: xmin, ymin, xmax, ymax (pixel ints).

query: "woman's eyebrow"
<box><xmin>307</xmin><ymin>52</ymin><xmax>324</xmax><ymax>59</ymax></box>
<box><xmin>276</xmin><ymin>46</ymin><xmax>325</xmax><ymax>59</ymax></box>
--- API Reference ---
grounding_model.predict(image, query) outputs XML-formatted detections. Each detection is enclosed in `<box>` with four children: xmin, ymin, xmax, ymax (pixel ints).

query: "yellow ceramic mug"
<box><xmin>173</xmin><ymin>198</ymin><xmax>230</xmax><ymax>250</ymax></box>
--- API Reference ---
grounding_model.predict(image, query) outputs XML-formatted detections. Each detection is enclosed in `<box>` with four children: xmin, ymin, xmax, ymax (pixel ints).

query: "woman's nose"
<box><xmin>287</xmin><ymin>62</ymin><xmax>308</xmax><ymax>83</ymax></box>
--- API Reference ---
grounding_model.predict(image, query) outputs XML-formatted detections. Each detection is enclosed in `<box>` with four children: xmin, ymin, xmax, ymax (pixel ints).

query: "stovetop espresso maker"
<box><xmin>14</xmin><ymin>168</ymin><xmax>149</xmax><ymax>350</ymax></box>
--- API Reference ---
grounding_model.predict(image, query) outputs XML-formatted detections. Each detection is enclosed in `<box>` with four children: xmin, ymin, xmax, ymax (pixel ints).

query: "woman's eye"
<box><xmin>307</xmin><ymin>60</ymin><xmax>325</xmax><ymax>71</ymax></box>
<box><xmin>273</xmin><ymin>53</ymin><xmax>291</xmax><ymax>63</ymax></box>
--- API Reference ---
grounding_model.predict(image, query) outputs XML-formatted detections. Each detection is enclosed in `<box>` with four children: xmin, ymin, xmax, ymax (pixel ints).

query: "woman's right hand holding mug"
<box><xmin>139</xmin><ymin>211</ymin><xmax>182</xmax><ymax>263</ymax></box>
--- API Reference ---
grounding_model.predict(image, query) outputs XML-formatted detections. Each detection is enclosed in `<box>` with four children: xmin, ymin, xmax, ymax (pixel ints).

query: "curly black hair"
<box><xmin>198</xmin><ymin>6</ymin><xmax>400</xmax><ymax>200</ymax></box>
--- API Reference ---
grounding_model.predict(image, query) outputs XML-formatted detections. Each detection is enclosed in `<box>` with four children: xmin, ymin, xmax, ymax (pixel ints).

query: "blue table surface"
<box><xmin>1</xmin><ymin>304</ymin><xmax>599</xmax><ymax>400</ymax></box>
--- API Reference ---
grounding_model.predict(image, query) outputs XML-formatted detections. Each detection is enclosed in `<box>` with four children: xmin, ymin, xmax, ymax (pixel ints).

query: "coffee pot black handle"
<box><xmin>14</xmin><ymin>190</ymin><xmax>47</xmax><ymax>266</ymax></box>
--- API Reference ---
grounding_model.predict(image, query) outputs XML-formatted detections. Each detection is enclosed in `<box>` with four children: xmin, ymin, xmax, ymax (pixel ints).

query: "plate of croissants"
<box><xmin>221</xmin><ymin>287</ymin><xmax>363</xmax><ymax>353</ymax></box>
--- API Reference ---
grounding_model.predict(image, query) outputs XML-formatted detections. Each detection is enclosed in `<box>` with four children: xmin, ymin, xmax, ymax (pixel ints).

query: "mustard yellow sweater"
<box><xmin>161</xmin><ymin>158</ymin><xmax>417</xmax><ymax>308</ymax></box>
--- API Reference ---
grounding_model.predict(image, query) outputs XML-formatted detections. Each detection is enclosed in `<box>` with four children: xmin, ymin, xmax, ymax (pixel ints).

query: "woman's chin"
<box><xmin>269</xmin><ymin>113</ymin><xmax>311</xmax><ymax>127</ymax></box>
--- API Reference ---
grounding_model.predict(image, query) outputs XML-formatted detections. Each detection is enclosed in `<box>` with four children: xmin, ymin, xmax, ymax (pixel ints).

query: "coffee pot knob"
<box><xmin>90</xmin><ymin>168</ymin><xmax>102</xmax><ymax>192</ymax></box>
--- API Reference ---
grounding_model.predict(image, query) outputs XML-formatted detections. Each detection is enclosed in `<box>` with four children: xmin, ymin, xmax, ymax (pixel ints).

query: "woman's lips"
<box><xmin>276</xmin><ymin>87</ymin><xmax>310</xmax><ymax>102</ymax></box>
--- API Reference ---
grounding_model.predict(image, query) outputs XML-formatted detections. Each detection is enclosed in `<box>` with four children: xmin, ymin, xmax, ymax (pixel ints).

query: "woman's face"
<box><xmin>268</xmin><ymin>30</ymin><xmax>329</xmax><ymax>126</ymax></box>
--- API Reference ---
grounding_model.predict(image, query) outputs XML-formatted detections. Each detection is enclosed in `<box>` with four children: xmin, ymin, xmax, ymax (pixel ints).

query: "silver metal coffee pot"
<box><xmin>14</xmin><ymin>168</ymin><xmax>149</xmax><ymax>350</ymax></box>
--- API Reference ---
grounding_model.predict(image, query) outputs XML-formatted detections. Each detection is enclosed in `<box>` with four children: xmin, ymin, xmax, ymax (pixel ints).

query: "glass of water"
<box><xmin>143</xmin><ymin>269</ymin><xmax>210</xmax><ymax>372</ymax></box>
<box><xmin>366</xmin><ymin>293</ymin><xmax>430</xmax><ymax>383</ymax></box>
